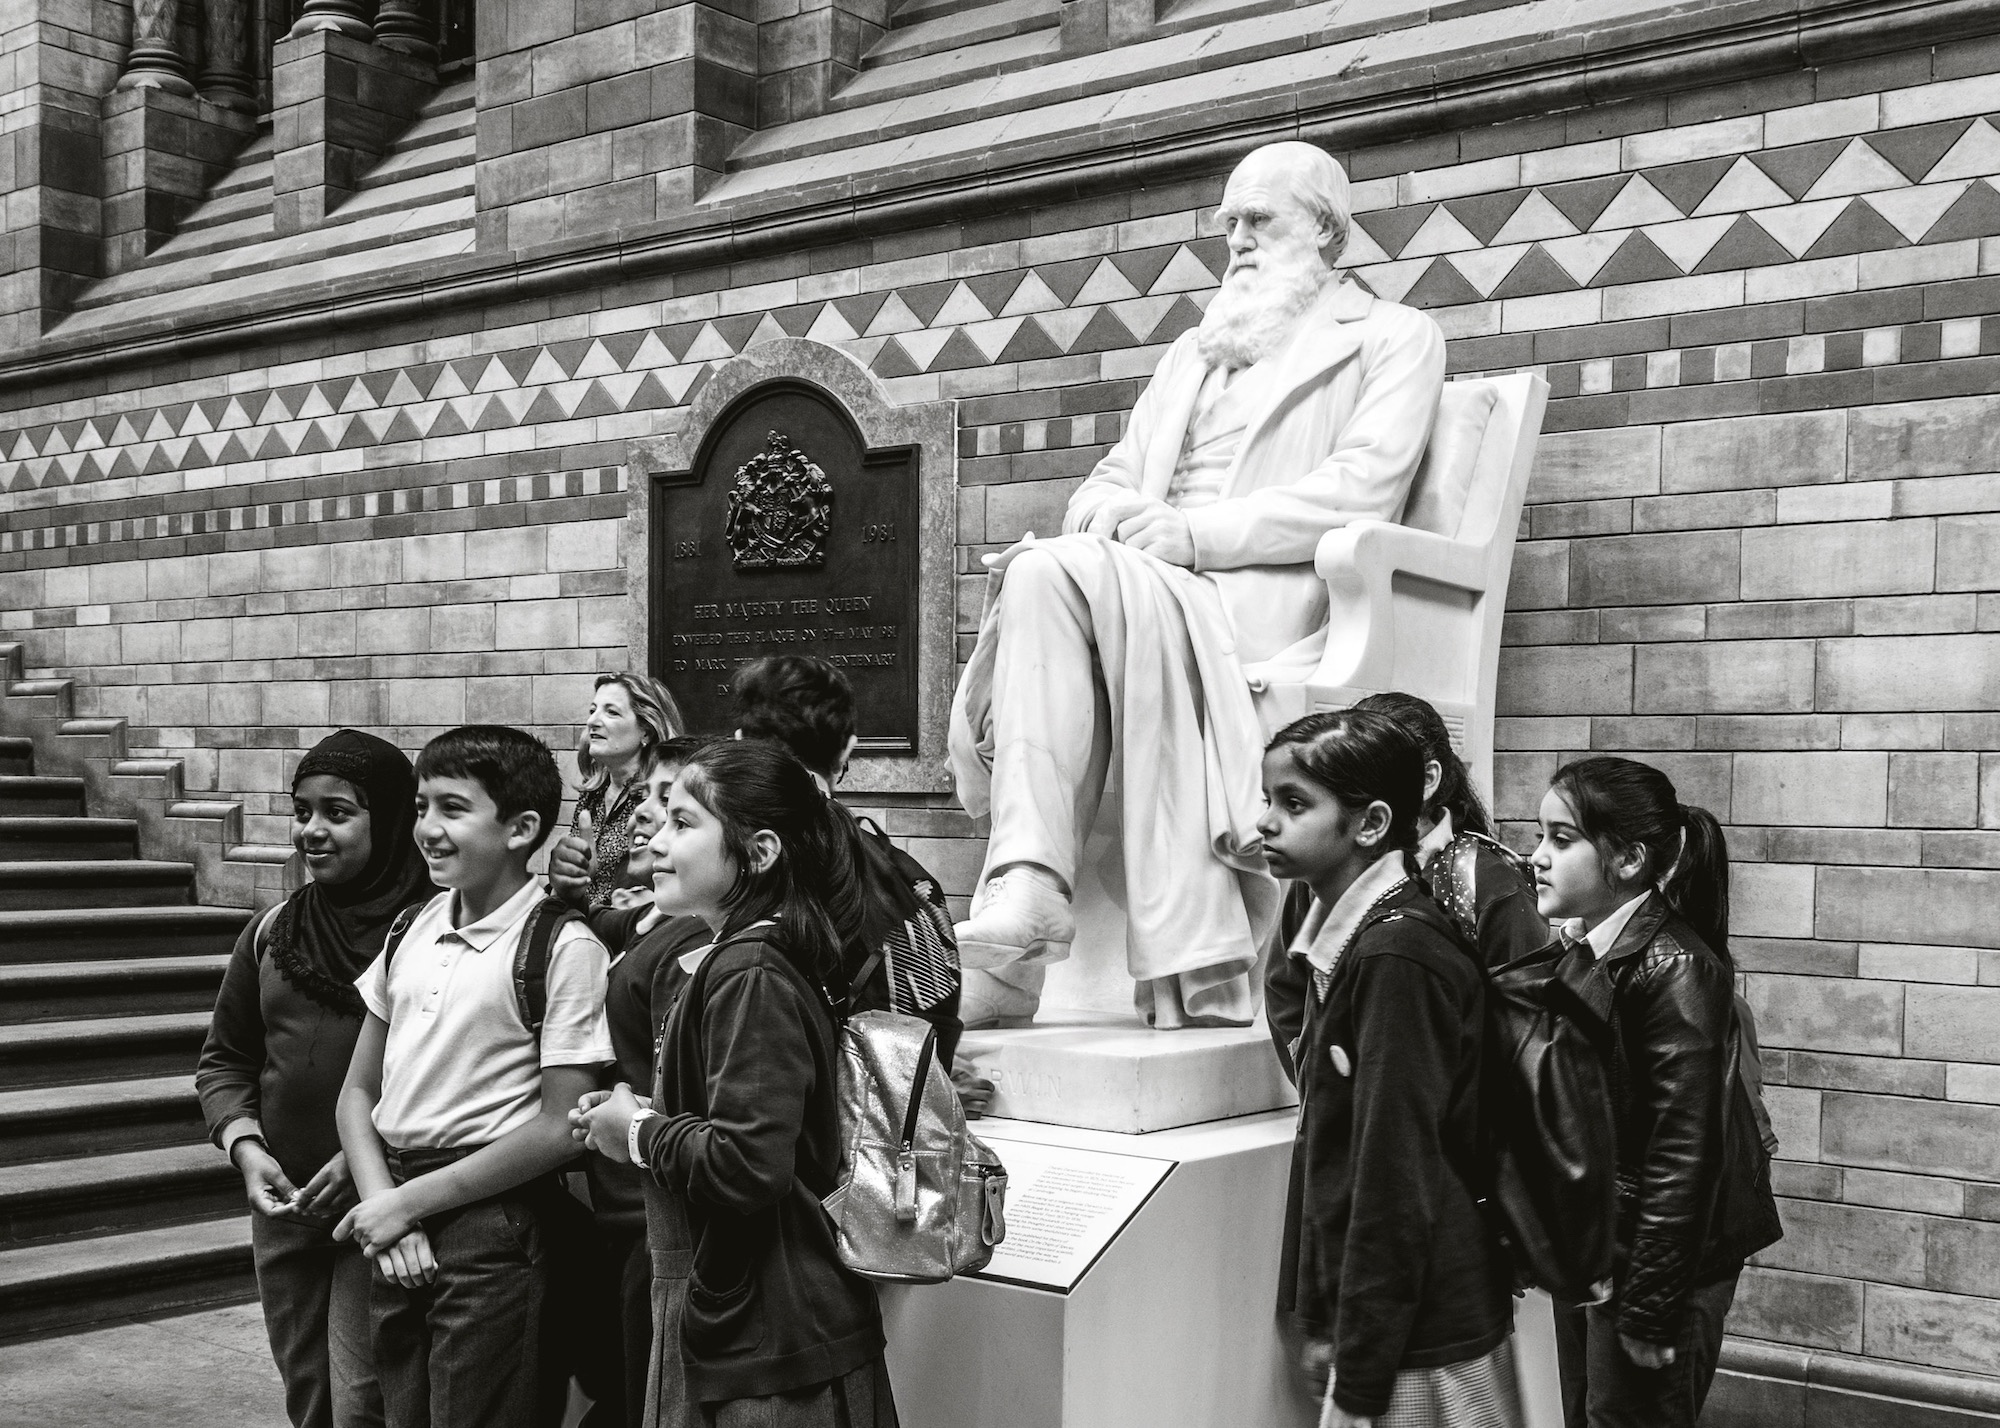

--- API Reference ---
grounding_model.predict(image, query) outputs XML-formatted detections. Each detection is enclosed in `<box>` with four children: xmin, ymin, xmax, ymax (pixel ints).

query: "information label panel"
<box><xmin>969</xmin><ymin>1137</ymin><xmax>1176</xmax><ymax>1293</ymax></box>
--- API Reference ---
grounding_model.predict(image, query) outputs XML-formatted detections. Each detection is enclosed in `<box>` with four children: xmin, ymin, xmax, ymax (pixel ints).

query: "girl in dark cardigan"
<box><xmin>1260</xmin><ymin>710</ymin><xmax>1521</xmax><ymax>1428</ymax></box>
<box><xmin>197</xmin><ymin>730</ymin><xmax>435</xmax><ymax>1428</ymax></box>
<box><xmin>574</xmin><ymin>739</ymin><xmax>894</xmax><ymax>1428</ymax></box>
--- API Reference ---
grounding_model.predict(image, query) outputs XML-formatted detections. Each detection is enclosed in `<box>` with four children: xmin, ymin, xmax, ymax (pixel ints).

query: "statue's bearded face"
<box><xmin>1198</xmin><ymin>167</ymin><xmax>1336</xmax><ymax>370</ymax></box>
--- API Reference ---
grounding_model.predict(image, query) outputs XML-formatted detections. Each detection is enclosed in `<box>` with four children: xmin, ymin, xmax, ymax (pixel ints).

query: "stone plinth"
<box><xmin>957</xmin><ymin>1011</ymin><xmax>1297</xmax><ymax>1134</ymax></box>
<box><xmin>881</xmin><ymin>1112</ymin><xmax>1313</xmax><ymax>1428</ymax></box>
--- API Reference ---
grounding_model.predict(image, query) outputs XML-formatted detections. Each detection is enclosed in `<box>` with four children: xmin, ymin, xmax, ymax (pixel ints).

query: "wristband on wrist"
<box><xmin>229</xmin><ymin>1134</ymin><xmax>271</xmax><ymax>1169</ymax></box>
<box><xmin>627</xmin><ymin>1110</ymin><xmax>656</xmax><ymax>1168</ymax></box>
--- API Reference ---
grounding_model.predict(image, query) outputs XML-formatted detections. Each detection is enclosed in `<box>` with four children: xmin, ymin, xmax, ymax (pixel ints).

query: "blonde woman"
<box><xmin>553</xmin><ymin>673</ymin><xmax>685</xmax><ymax>911</ymax></box>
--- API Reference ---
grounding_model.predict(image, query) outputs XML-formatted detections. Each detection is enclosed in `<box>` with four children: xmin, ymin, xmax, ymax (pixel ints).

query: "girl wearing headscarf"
<box><xmin>198</xmin><ymin>730</ymin><xmax>435</xmax><ymax>1428</ymax></box>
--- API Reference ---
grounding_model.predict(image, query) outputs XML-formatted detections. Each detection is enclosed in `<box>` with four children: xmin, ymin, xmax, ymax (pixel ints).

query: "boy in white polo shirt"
<box><xmin>335</xmin><ymin>725</ymin><xmax>613</xmax><ymax>1428</ymax></box>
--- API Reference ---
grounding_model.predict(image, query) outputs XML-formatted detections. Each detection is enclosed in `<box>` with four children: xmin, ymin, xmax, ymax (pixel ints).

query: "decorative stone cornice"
<box><xmin>5</xmin><ymin>0</ymin><xmax>1998</xmax><ymax>390</ymax></box>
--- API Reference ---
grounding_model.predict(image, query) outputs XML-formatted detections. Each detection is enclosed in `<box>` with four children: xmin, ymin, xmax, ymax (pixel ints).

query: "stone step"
<box><xmin>831</xmin><ymin>25</ymin><xmax>1061</xmax><ymax>110</ymax></box>
<box><xmin>142</xmin><ymin>209</ymin><xmax>275</xmax><ymax>266</ymax></box>
<box><xmin>206</xmin><ymin>131</ymin><xmax>275</xmax><ymax>198</ymax></box>
<box><xmin>0</xmin><ymin>1076</ymin><xmax>206</xmax><ymax>1168</ymax></box>
<box><xmin>0</xmin><ymin>776</ymin><xmax>84</xmax><ymax>818</ymax></box>
<box><xmin>0</xmin><ymin>1143</ymin><xmax>239</xmax><ymax>1247</ymax></box>
<box><xmin>891</xmin><ymin>0</ymin><xmax>1015</xmax><ymax>26</ymax></box>
<box><xmin>0</xmin><ymin>1215</ymin><xmax>253</xmax><ymax>1339</ymax></box>
<box><xmin>0</xmin><ymin>860</ymin><xmax>195</xmax><ymax>912</ymax></box>
<box><xmin>0</xmin><ymin>817</ymin><xmax>139</xmax><ymax>861</ymax></box>
<box><xmin>862</xmin><ymin>0</ymin><xmax>1060</xmax><ymax>67</ymax></box>
<box><xmin>330</xmin><ymin>167</ymin><xmax>475</xmax><ymax>228</ymax></box>
<box><xmin>0</xmin><ymin>956</ymin><xmax>231</xmax><ymax>1025</ymax></box>
<box><xmin>0</xmin><ymin>1013</ymin><xmax>212</xmax><ymax>1090</ymax></box>
<box><xmin>177</xmin><ymin>178</ymin><xmax>277</xmax><ymax>235</ymax></box>
<box><xmin>206</xmin><ymin>152</ymin><xmax>275</xmax><ymax>202</ymax></box>
<box><xmin>84</xmin><ymin>190</ymin><xmax>474</xmax><ymax>310</ymax></box>
<box><xmin>0</xmin><ymin>738</ymin><xmax>31</xmax><ymax>776</ymax></box>
<box><xmin>0</xmin><ymin>906</ymin><xmax>252</xmax><ymax>964</ymax></box>
<box><xmin>4</xmin><ymin>677</ymin><xmax>75</xmax><ymax>718</ymax></box>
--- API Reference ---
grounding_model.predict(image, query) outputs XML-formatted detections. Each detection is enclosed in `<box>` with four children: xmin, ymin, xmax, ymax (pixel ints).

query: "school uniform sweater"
<box><xmin>1267</xmin><ymin>869</ymin><xmax>1513</xmax><ymax>1419</ymax></box>
<box><xmin>585</xmin><ymin>905</ymin><xmax>710</xmax><ymax>1231</ymax></box>
<box><xmin>197</xmin><ymin>914</ymin><xmax>361</xmax><ymax>1188</ymax></box>
<box><xmin>633</xmin><ymin>929</ymin><xmax>883</xmax><ymax>1403</ymax></box>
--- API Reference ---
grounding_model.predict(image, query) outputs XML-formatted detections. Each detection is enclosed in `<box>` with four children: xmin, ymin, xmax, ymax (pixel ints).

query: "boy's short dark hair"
<box><xmin>415</xmin><ymin>725</ymin><xmax>564</xmax><ymax>851</ymax></box>
<box><xmin>730</xmin><ymin>656</ymin><xmax>855</xmax><ymax>780</ymax></box>
<box><xmin>643</xmin><ymin>733</ymin><xmax>719</xmax><ymax>777</ymax></box>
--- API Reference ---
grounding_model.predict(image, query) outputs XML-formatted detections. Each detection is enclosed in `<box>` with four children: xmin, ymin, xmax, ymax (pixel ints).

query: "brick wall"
<box><xmin>4</xmin><ymin>19</ymin><xmax>2000</xmax><ymax>1392</ymax></box>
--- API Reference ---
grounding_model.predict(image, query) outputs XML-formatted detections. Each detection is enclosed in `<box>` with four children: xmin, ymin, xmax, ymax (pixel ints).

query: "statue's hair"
<box><xmin>1233</xmin><ymin>142</ymin><xmax>1351</xmax><ymax>261</ymax></box>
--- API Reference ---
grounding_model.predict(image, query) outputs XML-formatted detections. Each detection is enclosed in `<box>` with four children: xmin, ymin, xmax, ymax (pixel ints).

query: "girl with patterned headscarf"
<box><xmin>198</xmin><ymin>729</ymin><xmax>435</xmax><ymax>1428</ymax></box>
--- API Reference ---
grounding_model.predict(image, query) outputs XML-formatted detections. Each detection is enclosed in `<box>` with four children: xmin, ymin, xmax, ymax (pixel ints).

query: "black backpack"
<box><xmin>845</xmin><ymin>815</ymin><xmax>962</xmax><ymax>1018</ymax></box>
<box><xmin>380</xmin><ymin>894</ymin><xmax>583</xmax><ymax>1033</ymax></box>
<box><xmin>1479</xmin><ymin>939</ymin><xmax>1620</xmax><ymax>1302</ymax></box>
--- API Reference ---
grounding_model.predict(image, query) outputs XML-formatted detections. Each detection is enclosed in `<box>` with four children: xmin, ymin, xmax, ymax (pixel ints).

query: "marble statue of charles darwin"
<box><xmin>947</xmin><ymin>140</ymin><xmax>1448</xmax><ymax>1030</ymax></box>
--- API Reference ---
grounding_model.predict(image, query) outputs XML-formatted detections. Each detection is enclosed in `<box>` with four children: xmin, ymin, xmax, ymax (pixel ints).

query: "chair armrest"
<box><xmin>1314</xmin><ymin>521</ymin><xmax>1488</xmax><ymax>594</ymax></box>
<box><xmin>1306</xmin><ymin>521</ymin><xmax>1492</xmax><ymax>694</ymax></box>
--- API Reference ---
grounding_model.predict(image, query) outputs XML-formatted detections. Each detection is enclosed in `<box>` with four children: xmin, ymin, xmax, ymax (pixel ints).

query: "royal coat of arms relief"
<box><xmin>725</xmin><ymin>431</ymin><xmax>835</xmax><ymax>569</ymax></box>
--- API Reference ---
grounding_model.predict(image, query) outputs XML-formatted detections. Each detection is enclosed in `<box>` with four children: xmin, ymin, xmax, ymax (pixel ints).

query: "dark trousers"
<box><xmin>251</xmin><ymin>1208</ymin><xmax>384</xmax><ymax>1428</ymax></box>
<box><xmin>372</xmin><ymin>1147</ymin><xmax>554</xmax><ymax>1428</ymax></box>
<box><xmin>1553</xmin><ymin>1275</ymin><xmax>1738</xmax><ymax>1428</ymax></box>
<box><xmin>542</xmin><ymin>1186</ymin><xmax>654</xmax><ymax>1428</ymax></box>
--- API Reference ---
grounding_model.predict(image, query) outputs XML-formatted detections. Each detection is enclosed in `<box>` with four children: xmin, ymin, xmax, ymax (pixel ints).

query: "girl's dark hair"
<box><xmin>1549</xmin><ymin>756</ymin><xmax>1731</xmax><ymax>964</ymax></box>
<box><xmin>674</xmin><ymin>739</ymin><xmax>860</xmax><ymax>993</ymax></box>
<box><xmin>1265</xmin><ymin>708</ymin><xmax>1427</xmax><ymax>854</ymax></box>
<box><xmin>1353</xmin><ymin>691</ymin><xmax>1492</xmax><ymax>837</ymax></box>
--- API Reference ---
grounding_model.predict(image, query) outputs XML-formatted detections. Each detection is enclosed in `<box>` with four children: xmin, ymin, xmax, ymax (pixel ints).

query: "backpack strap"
<box><xmin>895</xmin><ymin>1025</ymin><xmax>940</xmax><ymax>1224</ymax></box>
<box><xmin>378</xmin><ymin>902</ymin><xmax>426</xmax><ymax>977</ymax></box>
<box><xmin>251</xmin><ymin>903</ymin><xmax>283</xmax><ymax>961</ymax></box>
<box><xmin>514</xmin><ymin>896</ymin><xmax>583</xmax><ymax>1034</ymax></box>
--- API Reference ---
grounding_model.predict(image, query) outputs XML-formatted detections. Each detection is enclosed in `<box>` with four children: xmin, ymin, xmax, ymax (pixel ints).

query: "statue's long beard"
<box><xmin>1197</xmin><ymin>256</ymin><xmax>1329</xmax><ymax>369</ymax></box>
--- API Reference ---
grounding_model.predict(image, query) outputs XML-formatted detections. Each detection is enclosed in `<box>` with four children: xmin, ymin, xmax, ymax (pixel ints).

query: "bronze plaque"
<box><xmin>649</xmin><ymin>381</ymin><xmax>920</xmax><ymax>754</ymax></box>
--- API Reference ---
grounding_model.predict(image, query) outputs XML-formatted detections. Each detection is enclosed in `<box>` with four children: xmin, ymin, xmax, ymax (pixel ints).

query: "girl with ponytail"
<box><xmin>573</xmin><ymin>739</ymin><xmax>896</xmax><ymax>1428</ymax></box>
<box><xmin>1531</xmin><ymin>757</ymin><xmax>1780</xmax><ymax>1428</ymax></box>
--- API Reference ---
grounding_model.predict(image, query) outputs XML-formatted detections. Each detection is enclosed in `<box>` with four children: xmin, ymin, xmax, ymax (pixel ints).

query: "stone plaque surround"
<box><xmin>626</xmin><ymin>338</ymin><xmax>956</xmax><ymax>796</ymax></box>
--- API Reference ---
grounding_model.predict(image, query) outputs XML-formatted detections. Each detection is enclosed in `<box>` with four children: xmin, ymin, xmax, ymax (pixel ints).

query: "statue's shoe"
<box><xmin>960</xmin><ymin>964</ymin><xmax>1046</xmax><ymax>1030</ymax></box>
<box><xmin>956</xmin><ymin>869</ymin><xmax>1075</xmax><ymax>969</ymax></box>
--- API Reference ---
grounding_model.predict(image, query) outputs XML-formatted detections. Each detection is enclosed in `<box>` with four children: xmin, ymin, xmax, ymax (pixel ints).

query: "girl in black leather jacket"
<box><xmin>1530</xmin><ymin>757</ymin><xmax>1781</xmax><ymax>1428</ymax></box>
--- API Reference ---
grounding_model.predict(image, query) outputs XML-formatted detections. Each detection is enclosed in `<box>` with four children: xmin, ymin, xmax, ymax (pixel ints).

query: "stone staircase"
<box><xmin>0</xmin><ymin>648</ymin><xmax>279</xmax><ymax>1338</ymax></box>
<box><xmin>62</xmin><ymin>77</ymin><xmax>478</xmax><ymax>323</ymax></box>
<box><xmin>833</xmin><ymin>0</ymin><xmax>1063</xmax><ymax>111</ymax></box>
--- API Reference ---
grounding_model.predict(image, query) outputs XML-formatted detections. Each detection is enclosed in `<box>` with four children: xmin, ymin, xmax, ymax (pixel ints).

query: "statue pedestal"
<box><xmin>957</xmin><ymin>1011</ymin><xmax>1297</xmax><ymax>1133</ymax></box>
<box><xmin>880</xmin><ymin>1110</ymin><xmax>1316</xmax><ymax>1428</ymax></box>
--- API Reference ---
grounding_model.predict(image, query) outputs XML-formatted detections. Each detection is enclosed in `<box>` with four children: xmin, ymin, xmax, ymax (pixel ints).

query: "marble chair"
<box><xmin>1259</xmin><ymin>369</ymin><xmax>1551</xmax><ymax>800</ymax></box>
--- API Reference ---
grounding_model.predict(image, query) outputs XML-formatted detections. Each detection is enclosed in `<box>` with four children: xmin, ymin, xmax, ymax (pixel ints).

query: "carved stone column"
<box><xmin>117</xmin><ymin>0</ymin><xmax>197</xmax><ymax>95</ymax></box>
<box><xmin>286</xmin><ymin>0</ymin><xmax>372</xmax><ymax>40</ymax></box>
<box><xmin>199</xmin><ymin>0</ymin><xmax>258</xmax><ymax>111</ymax></box>
<box><xmin>374</xmin><ymin>0</ymin><xmax>438</xmax><ymax>62</ymax></box>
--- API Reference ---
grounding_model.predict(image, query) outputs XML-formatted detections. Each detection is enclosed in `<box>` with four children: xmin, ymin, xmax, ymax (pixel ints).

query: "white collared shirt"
<box><xmin>356</xmin><ymin>880</ymin><xmax>613</xmax><ymax>1149</ymax></box>
<box><xmin>676</xmin><ymin>919</ymin><xmax>774</xmax><ymax>978</ymax></box>
<box><xmin>1566</xmin><ymin>893</ymin><xmax>1651</xmax><ymax>962</ymax></box>
<box><xmin>1288</xmin><ymin>854</ymin><xmax>1412</xmax><ymax>980</ymax></box>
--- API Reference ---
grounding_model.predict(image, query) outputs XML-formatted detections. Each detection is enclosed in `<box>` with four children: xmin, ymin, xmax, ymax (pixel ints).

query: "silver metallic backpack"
<box><xmin>822</xmin><ymin>1008</ymin><xmax>1008</xmax><ymax>1283</ymax></box>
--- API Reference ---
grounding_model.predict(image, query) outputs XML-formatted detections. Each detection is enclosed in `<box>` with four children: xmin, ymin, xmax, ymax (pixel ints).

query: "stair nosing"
<box><xmin>0</xmin><ymin>1075</ymin><xmax>199</xmax><ymax>1125</ymax></box>
<box><xmin>0</xmin><ymin>1143</ymin><xmax>232</xmax><ymax>1206</ymax></box>
<box><xmin>0</xmin><ymin>1012</ymin><xmax>213</xmax><ymax>1050</ymax></box>
<box><xmin>0</xmin><ymin>1216</ymin><xmax>250</xmax><ymax>1292</ymax></box>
